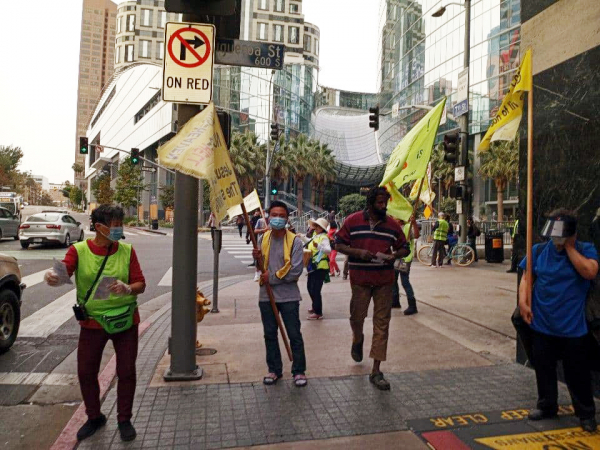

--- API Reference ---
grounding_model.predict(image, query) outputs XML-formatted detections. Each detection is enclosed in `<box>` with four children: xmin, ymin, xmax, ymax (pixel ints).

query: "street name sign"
<box><xmin>162</xmin><ymin>22</ymin><xmax>215</xmax><ymax>104</ymax></box>
<box><xmin>215</xmin><ymin>39</ymin><xmax>285</xmax><ymax>70</ymax></box>
<box><xmin>453</xmin><ymin>68</ymin><xmax>469</xmax><ymax>117</ymax></box>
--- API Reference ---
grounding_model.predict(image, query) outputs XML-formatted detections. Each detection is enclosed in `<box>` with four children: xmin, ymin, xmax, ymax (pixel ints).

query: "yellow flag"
<box><xmin>158</xmin><ymin>103</ymin><xmax>243</xmax><ymax>222</ymax></box>
<box><xmin>409</xmin><ymin>177</ymin><xmax>436</xmax><ymax>206</ymax></box>
<box><xmin>380</xmin><ymin>98</ymin><xmax>447</xmax><ymax>188</ymax></box>
<box><xmin>386</xmin><ymin>183</ymin><xmax>413</xmax><ymax>222</ymax></box>
<box><xmin>479</xmin><ymin>49</ymin><xmax>532</xmax><ymax>151</ymax></box>
<box><xmin>227</xmin><ymin>189</ymin><xmax>262</xmax><ymax>218</ymax></box>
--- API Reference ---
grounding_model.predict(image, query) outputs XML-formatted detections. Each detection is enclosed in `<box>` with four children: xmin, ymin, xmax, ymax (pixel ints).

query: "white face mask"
<box><xmin>552</xmin><ymin>237</ymin><xmax>566</xmax><ymax>246</ymax></box>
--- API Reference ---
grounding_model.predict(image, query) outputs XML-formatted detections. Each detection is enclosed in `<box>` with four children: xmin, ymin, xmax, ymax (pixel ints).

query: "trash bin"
<box><xmin>152</xmin><ymin>219</ymin><xmax>159</xmax><ymax>230</ymax></box>
<box><xmin>485</xmin><ymin>230</ymin><xmax>504</xmax><ymax>263</ymax></box>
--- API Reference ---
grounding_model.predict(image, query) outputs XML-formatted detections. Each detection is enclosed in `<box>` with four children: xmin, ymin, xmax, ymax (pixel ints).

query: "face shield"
<box><xmin>540</xmin><ymin>215</ymin><xmax>577</xmax><ymax>245</ymax></box>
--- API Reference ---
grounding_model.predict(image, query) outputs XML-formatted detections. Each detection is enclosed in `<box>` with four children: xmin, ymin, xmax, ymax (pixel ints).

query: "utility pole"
<box><xmin>163</xmin><ymin>12</ymin><xmax>203</xmax><ymax>383</ymax></box>
<box><xmin>458</xmin><ymin>0</ymin><xmax>471</xmax><ymax>243</ymax></box>
<box><xmin>264</xmin><ymin>70</ymin><xmax>275</xmax><ymax>210</ymax></box>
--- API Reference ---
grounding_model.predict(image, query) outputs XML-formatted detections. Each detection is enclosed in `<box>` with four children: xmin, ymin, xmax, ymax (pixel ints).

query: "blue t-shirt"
<box><xmin>519</xmin><ymin>241</ymin><xmax>598</xmax><ymax>337</ymax></box>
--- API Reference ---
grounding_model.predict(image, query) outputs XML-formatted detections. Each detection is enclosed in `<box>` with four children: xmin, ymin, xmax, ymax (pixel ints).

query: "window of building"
<box><xmin>257</xmin><ymin>22</ymin><xmax>268</xmax><ymax>40</ymax></box>
<box><xmin>141</xmin><ymin>8</ymin><xmax>153</xmax><ymax>27</ymax></box>
<box><xmin>273</xmin><ymin>24</ymin><xmax>283</xmax><ymax>42</ymax></box>
<box><xmin>126</xmin><ymin>14</ymin><xmax>135</xmax><ymax>32</ymax></box>
<box><xmin>115</xmin><ymin>46</ymin><xmax>120</xmax><ymax>63</ymax></box>
<box><xmin>125</xmin><ymin>44</ymin><xmax>134</xmax><ymax>62</ymax></box>
<box><xmin>159</xmin><ymin>11</ymin><xmax>166</xmax><ymax>28</ymax></box>
<box><xmin>116</xmin><ymin>16</ymin><xmax>122</xmax><ymax>33</ymax></box>
<box><xmin>315</xmin><ymin>38</ymin><xmax>319</xmax><ymax>56</ymax></box>
<box><xmin>140</xmin><ymin>40</ymin><xmax>151</xmax><ymax>58</ymax></box>
<box><xmin>288</xmin><ymin>26</ymin><xmax>299</xmax><ymax>44</ymax></box>
<box><xmin>275</xmin><ymin>0</ymin><xmax>284</xmax><ymax>12</ymax></box>
<box><xmin>303</xmin><ymin>34</ymin><xmax>311</xmax><ymax>52</ymax></box>
<box><xmin>289</xmin><ymin>3</ymin><xmax>299</xmax><ymax>14</ymax></box>
<box><xmin>156</xmin><ymin>41</ymin><xmax>164</xmax><ymax>59</ymax></box>
<box><xmin>258</xmin><ymin>0</ymin><xmax>268</xmax><ymax>10</ymax></box>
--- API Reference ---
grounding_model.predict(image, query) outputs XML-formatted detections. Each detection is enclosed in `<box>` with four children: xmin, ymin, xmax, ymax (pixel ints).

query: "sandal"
<box><xmin>294</xmin><ymin>374</ymin><xmax>307</xmax><ymax>387</ymax></box>
<box><xmin>369</xmin><ymin>372</ymin><xmax>390</xmax><ymax>391</ymax></box>
<box><xmin>263</xmin><ymin>373</ymin><xmax>281</xmax><ymax>386</ymax></box>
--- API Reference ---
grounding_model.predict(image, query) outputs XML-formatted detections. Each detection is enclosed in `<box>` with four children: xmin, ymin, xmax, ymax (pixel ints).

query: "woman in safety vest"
<box><xmin>303</xmin><ymin>218</ymin><xmax>331</xmax><ymax>320</ymax></box>
<box><xmin>45</xmin><ymin>205</ymin><xmax>145</xmax><ymax>443</ymax></box>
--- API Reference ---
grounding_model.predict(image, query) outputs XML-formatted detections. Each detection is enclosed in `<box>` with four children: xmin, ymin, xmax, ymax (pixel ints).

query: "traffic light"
<box><xmin>442</xmin><ymin>133</ymin><xmax>460</xmax><ymax>164</ymax></box>
<box><xmin>449</xmin><ymin>185</ymin><xmax>464</xmax><ymax>200</ymax></box>
<box><xmin>131</xmin><ymin>148</ymin><xmax>140</xmax><ymax>165</ymax></box>
<box><xmin>257</xmin><ymin>178</ymin><xmax>264</xmax><ymax>197</ymax></box>
<box><xmin>79</xmin><ymin>137</ymin><xmax>89</xmax><ymax>154</ymax></box>
<box><xmin>369</xmin><ymin>105</ymin><xmax>380</xmax><ymax>131</ymax></box>
<box><xmin>270</xmin><ymin>123</ymin><xmax>279</xmax><ymax>141</ymax></box>
<box><xmin>165</xmin><ymin>0</ymin><xmax>237</xmax><ymax>15</ymax></box>
<box><xmin>270</xmin><ymin>182</ymin><xmax>278</xmax><ymax>196</ymax></box>
<box><xmin>217</xmin><ymin>111</ymin><xmax>231</xmax><ymax>148</ymax></box>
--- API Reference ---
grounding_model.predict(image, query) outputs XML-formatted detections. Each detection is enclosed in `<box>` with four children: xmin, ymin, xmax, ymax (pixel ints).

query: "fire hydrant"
<box><xmin>196</xmin><ymin>289</ymin><xmax>211</xmax><ymax>349</ymax></box>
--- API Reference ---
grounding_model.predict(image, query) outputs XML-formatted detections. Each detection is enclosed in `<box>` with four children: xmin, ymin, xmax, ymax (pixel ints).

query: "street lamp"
<box><xmin>432</xmin><ymin>0</ymin><xmax>471</xmax><ymax>244</ymax></box>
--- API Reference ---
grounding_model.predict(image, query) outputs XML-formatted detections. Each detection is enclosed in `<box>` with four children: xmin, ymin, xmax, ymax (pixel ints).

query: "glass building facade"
<box><xmin>377</xmin><ymin>0</ymin><xmax>521</xmax><ymax>216</ymax></box>
<box><xmin>377</xmin><ymin>0</ymin><xmax>522</xmax><ymax>158</ymax></box>
<box><xmin>212</xmin><ymin>64</ymin><xmax>318</xmax><ymax>142</ymax></box>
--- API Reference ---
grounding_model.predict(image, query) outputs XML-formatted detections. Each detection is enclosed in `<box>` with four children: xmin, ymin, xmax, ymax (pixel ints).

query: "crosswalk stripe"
<box><xmin>21</xmin><ymin>268</ymin><xmax>51</xmax><ymax>289</ymax></box>
<box><xmin>233</xmin><ymin>255</ymin><xmax>250</xmax><ymax>259</ymax></box>
<box><xmin>227</xmin><ymin>251</ymin><xmax>252</xmax><ymax>254</ymax></box>
<box><xmin>0</xmin><ymin>372</ymin><xmax>79</xmax><ymax>386</ymax></box>
<box><xmin>19</xmin><ymin>290</ymin><xmax>77</xmax><ymax>338</ymax></box>
<box><xmin>158</xmin><ymin>267</ymin><xmax>172</xmax><ymax>286</ymax></box>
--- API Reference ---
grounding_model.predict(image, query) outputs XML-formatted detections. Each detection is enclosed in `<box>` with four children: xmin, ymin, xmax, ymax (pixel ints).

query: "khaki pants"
<box><xmin>350</xmin><ymin>284</ymin><xmax>393</xmax><ymax>361</ymax></box>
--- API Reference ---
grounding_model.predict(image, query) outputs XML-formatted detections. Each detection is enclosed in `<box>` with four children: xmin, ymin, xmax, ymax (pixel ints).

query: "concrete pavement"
<box><xmin>67</xmin><ymin>256</ymin><xmax>600</xmax><ymax>449</ymax></box>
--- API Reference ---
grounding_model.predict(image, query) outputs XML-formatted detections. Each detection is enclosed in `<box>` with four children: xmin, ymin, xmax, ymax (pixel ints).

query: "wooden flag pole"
<box><xmin>412</xmin><ymin>176</ymin><xmax>426</xmax><ymax>217</ymax></box>
<box><xmin>241</xmin><ymin>202</ymin><xmax>293</xmax><ymax>361</ymax></box>
<box><xmin>525</xmin><ymin>78</ymin><xmax>534</xmax><ymax>312</ymax></box>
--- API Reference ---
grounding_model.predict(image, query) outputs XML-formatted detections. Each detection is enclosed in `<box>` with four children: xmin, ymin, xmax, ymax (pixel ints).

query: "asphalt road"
<box><xmin>0</xmin><ymin>206</ymin><xmax>254</xmax><ymax>449</ymax></box>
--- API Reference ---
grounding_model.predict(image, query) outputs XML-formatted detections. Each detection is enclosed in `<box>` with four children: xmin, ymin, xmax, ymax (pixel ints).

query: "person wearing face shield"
<box><xmin>518</xmin><ymin>209</ymin><xmax>599</xmax><ymax>432</ymax></box>
<box><xmin>44</xmin><ymin>205</ymin><xmax>146</xmax><ymax>442</ymax></box>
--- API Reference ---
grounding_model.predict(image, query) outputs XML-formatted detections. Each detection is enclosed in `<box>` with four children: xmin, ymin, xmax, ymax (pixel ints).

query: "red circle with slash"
<box><xmin>167</xmin><ymin>27</ymin><xmax>211</xmax><ymax>68</ymax></box>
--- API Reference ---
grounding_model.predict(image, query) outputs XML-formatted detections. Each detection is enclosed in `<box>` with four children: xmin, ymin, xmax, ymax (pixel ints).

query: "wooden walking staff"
<box><xmin>240</xmin><ymin>202</ymin><xmax>293</xmax><ymax>361</ymax></box>
<box><xmin>525</xmin><ymin>72</ymin><xmax>534</xmax><ymax>311</ymax></box>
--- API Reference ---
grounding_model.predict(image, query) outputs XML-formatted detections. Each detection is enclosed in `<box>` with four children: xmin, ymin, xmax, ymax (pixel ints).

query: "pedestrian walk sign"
<box><xmin>162</xmin><ymin>22</ymin><xmax>215</xmax><ymax>105</ymax></box>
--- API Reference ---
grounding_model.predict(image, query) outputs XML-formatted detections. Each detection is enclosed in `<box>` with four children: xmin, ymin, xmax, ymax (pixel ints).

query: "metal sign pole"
<box><xmin>211</xmin><ymin>226</ymin><xmax>221</xmax><ymax>313</ymax></box>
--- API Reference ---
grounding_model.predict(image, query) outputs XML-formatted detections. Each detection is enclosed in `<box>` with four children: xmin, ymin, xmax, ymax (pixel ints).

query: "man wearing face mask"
<box><xmin>44</xmin><ymin>205</ymin><xmax>146</xmax><ymax>442</ymax></box>
<box><xmin>518</xmin><ymin>209</ymin><xmax>599</xmax><ymax>432</ymax></box>
<box><xmin>335</xmin><ymin>187</ymin><xmax>408</xmax><ymax>390</ymax></box>
<box><xmin>252</xmin><ymin>201</ymin><xmax>307</xmax><ymax>387</ymax></box>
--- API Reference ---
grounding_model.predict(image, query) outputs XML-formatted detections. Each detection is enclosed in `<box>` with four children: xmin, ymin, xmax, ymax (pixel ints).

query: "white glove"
<box><xmin>108</xmin><ymin>280</ymin><xmax>132</xmax><ymax>296</ymax></box>
<box><xmin>44</xmin><ymin>270</ymin><xmax>62</xmax><ymax>287</ymax></box>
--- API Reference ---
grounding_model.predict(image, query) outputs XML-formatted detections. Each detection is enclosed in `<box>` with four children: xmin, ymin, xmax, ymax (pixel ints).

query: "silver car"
<box><xmin>19</xmin><ymin>213</ymin><xmax>85</xmax><ymax>249</ymax></box>
<box><xmin>0</xmin><ymin>207</ymin><xmax>20</xmax><ymax>241</ymax></box>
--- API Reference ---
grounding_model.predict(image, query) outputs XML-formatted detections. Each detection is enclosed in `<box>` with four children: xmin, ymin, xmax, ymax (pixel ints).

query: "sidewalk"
<box><xmin>73</xmin><ymin>260</ymin><xmax>599</xmax><ymax>450</ymax></box>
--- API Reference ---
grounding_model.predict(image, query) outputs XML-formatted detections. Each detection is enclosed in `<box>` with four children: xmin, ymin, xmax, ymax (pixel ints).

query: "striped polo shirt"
<box><xmin>335</xmin><ymin>210</ymin><xmax>407</xmax><ymax>286</ymax></box>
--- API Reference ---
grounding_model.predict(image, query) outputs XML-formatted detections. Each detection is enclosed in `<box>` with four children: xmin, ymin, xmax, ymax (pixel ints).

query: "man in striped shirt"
<box><xmin>335</xmin><ymin>187</ymin><xmax>409</xmax><ymax>390</ymax></box>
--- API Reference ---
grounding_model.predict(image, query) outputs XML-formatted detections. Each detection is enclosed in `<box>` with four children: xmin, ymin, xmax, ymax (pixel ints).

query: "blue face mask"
<box><xmin>270</xmin><ymin>217</ymin><xmax>287</xmax><ymax>230</ymax></box>
<box><xmin>108</xmin><ymin>227</ymin><xmax>123</xmax><ymax>241</ymax></box>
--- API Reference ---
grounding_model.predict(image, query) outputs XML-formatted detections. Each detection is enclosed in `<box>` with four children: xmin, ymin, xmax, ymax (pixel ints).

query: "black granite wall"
<box><xmin>521</xmin><ymin>0</ymin><xmax>561</xmax><ymax>22</ymax></box>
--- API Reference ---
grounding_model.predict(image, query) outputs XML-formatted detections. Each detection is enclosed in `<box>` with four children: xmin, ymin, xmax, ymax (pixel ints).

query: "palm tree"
<box><xmin>478</xmin><ymin>138</ymin><xmax>519</xmax><ymax>221</ymax></box>
<box><xmin>287</xmin><ymin>134</ymin><xmax>313</xmax><ymax>215</ymax></box>
<box><xmin>229</xmin><ymin>131</ymin><xmax>266</xmax><ymax>195</ymax></box>
<box><xmin>310</xmin><ymin>140</ymin><xmax>336</xmax><ymax>208</ymax></box>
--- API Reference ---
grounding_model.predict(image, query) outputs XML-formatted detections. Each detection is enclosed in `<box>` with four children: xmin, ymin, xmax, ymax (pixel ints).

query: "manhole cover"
<box><xmin>196</xmin><ymin>348</ymin><xmax>217</xmax><ymax>356</ymax></box>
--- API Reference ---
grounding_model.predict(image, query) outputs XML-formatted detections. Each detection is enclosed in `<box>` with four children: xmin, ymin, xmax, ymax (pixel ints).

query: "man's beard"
<box><xmin>373</xmin><ymin>207</ymin><xmax>387</xmax><ymax>220</ymax></box>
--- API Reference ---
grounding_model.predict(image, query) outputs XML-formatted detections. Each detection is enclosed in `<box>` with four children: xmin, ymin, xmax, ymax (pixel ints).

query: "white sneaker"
<box><xmin>254</xmin><ymin>272</ymin><xmax>260</xmax><ymax>282</ymax></box>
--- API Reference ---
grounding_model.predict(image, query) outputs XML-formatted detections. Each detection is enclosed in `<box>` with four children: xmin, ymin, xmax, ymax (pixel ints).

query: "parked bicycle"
<box><xmin>417</xmin><ymin>242</ymin><xmax>475</xmax><ymax>267</ymax></box>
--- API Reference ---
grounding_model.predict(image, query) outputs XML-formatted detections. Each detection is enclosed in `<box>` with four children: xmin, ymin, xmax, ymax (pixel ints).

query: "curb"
<box><xmin>125</xmin><ymin>226</ymin><xmax>168</xmax><ymax>236</ymax></box>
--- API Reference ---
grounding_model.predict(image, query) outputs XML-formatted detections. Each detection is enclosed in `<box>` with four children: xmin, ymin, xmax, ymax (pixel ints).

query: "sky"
<box><xmin>0</xmin><ymin>0</ymin><xmax>381</xmax><ymax>184</ymax></box>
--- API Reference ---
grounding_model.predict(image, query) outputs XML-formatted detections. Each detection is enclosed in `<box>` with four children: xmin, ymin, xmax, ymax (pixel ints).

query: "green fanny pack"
<box><xmin>93</xmin><ymin>305</ymin><xmax>135</xmax><ymax>334</ymax></box>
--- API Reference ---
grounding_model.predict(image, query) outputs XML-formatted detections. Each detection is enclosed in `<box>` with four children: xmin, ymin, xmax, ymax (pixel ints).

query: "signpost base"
<box><xmin>163</xmin><ymin>366</ymin><xmax>203</xmax><ymax>382</ymax></box>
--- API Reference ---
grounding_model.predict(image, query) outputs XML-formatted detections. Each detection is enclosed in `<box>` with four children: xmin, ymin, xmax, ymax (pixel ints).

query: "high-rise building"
<box><xmin>114</xmin><ymin>1</ymin><xmax>181</xmax><ymax>70</ymax></box>
<box><xmin>74</xmin><ymin>0</ymin><xmax>117</xmax><ymax>190</ymax></box>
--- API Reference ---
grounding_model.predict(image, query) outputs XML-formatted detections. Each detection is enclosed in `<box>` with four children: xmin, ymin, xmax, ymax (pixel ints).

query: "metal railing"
<box><xmin>418</xmin><ymin>220</ymin><xmax>515</xmax><ymax>245</ymax></box>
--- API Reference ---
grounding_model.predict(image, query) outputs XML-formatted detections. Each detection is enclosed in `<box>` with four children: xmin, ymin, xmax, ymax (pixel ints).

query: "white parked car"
<box><xmin>19</xmin><ymin>213</ymin><xmax>85</xmax><ymax>249</ymax></box>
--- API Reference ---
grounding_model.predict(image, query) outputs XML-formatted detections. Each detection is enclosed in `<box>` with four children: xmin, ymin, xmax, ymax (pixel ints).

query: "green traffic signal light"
<box><xmin>131</xmin><ymin>148</ymin><xmax>140</xmax><ymax>165</ymax></box>
<box><xmin>79</xmin><ymin>137</ymin><xmax>89</xmax><ymax>154</ymax></box>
